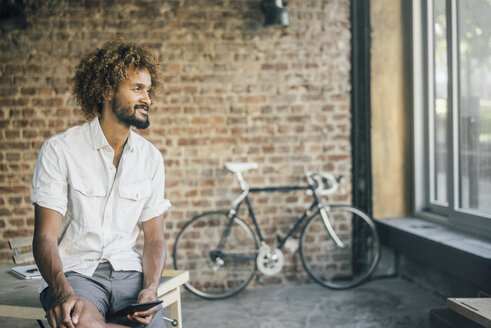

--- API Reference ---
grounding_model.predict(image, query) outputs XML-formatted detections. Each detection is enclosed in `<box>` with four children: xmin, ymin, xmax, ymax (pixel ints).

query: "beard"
<box><xmin>111</xmin><ymin>97</ymin><xmax>150</xmax><ymax>130</ymax></box>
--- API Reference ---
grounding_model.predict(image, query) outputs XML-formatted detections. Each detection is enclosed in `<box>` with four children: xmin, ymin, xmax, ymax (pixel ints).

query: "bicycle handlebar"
<box><xmin>305</xmin><ymin>171</ymin><xmax>339</xmax><ymax>196</ymax></box>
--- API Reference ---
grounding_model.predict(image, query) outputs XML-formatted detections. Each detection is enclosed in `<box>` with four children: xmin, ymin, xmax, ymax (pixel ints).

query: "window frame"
<box><xmin>413</xmin><ymin>0</ymin><xmax>491</xmax><ymax>238</ymax></box>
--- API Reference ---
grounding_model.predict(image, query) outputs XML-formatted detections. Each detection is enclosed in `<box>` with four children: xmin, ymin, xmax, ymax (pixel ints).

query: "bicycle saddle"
<box><xmin>224</xmin><ymin>162</ymin><xmax>258</xmax><ymax>173</ymax></box>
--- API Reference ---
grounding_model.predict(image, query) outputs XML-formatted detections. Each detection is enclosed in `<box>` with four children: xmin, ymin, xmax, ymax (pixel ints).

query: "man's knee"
<box><xmin>70</xmin><ymin>298</ymin><xmax>108</xmax><ymax>328</ymax></box>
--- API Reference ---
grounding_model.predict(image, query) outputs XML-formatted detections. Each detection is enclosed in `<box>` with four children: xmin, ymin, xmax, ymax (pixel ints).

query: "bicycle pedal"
<box><xmin>256</xmin><ymin>274</ymin><xmax>265</xmax><ymax>285</ymax></box>
<box><xmin>284</xmin><ymin>238</ymin><xmax>299</xmax><ymax>254</ymax></box>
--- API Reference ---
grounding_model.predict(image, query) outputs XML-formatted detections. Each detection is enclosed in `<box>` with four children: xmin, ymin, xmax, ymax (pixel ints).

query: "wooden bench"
<box><xmin>0</xmin><ymin>263</ymin><xmax>189</xmax><ymax>328</ymax></box>
<box><xmin>8</xmin><ymin>236</ymin><xmax>35</xmax><ymax>264</ymax></box>
<box><xmin>447</xmin><ymin>298</ymin><xmax>491</xmax><ymax>328</ymax></box>
<box><xmin>158</xmin><ymin>270</ymin><xmax>190</xmax><ymax>327</ymax></box>
<box><xmin>3</xmin><ymin>238</ymin><xmax>189</xmax><ymax>328</ymax></box>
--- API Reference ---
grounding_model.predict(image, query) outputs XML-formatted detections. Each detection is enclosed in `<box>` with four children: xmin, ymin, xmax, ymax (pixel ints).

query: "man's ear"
<box><xmin>102</xmin><ymin>90</ymin><xmax>114</xmax><ymax>102</ymax></box>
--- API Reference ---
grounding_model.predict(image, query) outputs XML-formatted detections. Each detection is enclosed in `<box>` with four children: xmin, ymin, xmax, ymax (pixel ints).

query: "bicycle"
<box><xmin>172</xmin><ymin>162</ymin><xmax>380</xmax><ymax>299</ymax></box>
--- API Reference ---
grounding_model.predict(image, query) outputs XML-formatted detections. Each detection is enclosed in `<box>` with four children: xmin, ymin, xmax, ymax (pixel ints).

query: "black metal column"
<box><xmin>350</xmin><ymin>0</ymin><xmax>372</xmax><ymax>216</ymax></box>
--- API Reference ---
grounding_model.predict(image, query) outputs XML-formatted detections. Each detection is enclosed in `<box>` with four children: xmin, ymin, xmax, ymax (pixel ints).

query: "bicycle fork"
<box><xmin>210</xmin><ymin>210</ymin><xmax>258</xmax><ymax>271</ymax></box>
<box><xmin>207</xmin><ymin>211</ymin><xmax>236</xmax><ymax>271</ymax></box>
<box><xmin>318</xmin><ymin>205</ymin><xmax>346</xmax><ymax>248</ymax></box>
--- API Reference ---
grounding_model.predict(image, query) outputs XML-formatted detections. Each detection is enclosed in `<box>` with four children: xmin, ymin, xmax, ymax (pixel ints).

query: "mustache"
<box><xmin>134</xmin><ymin>104</ymin><xmax>149</xmax><ymax>111</ymax></box>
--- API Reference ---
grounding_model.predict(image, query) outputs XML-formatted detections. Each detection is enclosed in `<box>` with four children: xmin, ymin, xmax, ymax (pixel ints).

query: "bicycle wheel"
<box><xmin>299</xmin><ymin>205</ymin><xmax>380</xmax><ymax>289</ymax></box>
<box><xmin>172</xmin><ymin>211</ymin><xmax>258</xmax><ymax>299</ymax></box>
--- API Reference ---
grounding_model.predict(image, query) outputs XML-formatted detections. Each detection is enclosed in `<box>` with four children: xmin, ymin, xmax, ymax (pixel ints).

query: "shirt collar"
<box><xmin>90</xmin><ymin>117</ymin><xmax>110</xmax><ymax>150</ymax></box>
<box><xmin>126</xmin><ymin>131</ymin><xmax>135</xmax><ymax>152</ymax></box>
<box><xmin>89</xmin><ymin>117</ymin><xmax>135</xmax><ymax>153</ymax></box>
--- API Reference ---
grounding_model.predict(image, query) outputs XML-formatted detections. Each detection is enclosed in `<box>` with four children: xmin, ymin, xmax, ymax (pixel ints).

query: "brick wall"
<box><xmin>0</xmin><ymin>0</ymin><xmax>351</xmax><ymax>286</ymax></box>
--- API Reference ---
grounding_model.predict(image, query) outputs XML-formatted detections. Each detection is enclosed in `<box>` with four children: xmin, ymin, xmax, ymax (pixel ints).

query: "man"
<box><xmin>31</xmin><ymin>38</ymin><xmax>170</xmax><ymax>328</ymax></box>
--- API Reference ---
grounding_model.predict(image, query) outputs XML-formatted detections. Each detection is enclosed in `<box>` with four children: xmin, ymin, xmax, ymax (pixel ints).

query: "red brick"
<box><xmin>0</xmin><ymin>142</ymin><xmax>29</xmax><ymax>150</ymax></box>
<box><xmin>1</xmin><ymin>98</ymin><xmax>29</xmax><ymax>106</ymax></box>
<box><xmin>2</xmin><ymin>229</ymin><xmax>33</xmax><ymax>239</ymax></box>
<box><xmin>0</xmin><ymin>186</ymin><xmax>30</xmax><ymax>194</ymax></box>
<box><xmin>6</xmin><ymin>153</ymin><xmax>21</xmax><ymax>161</ymax></box>
<box><xmin>239</xmin><ymin>95</ymin><xmax>267</xmax><ymax>103</ymax></box>
<box><xmin>5</xmin><ymin>130</ymin><xmax>20</xmax><ymax>138</ymax></box>
<box><xmin>32</xmin><ymin>98</ymin><xmax>64</xmax><ymax>107</ymax></box>
<box><xmin>22</xmin><ymin>130</ymin><xmax>38</xmax><ymax>138</ymax></box>
<box><xmin>8</xmin><ymin>197</ymin><xmax>22</xmax><ymax>205</ymax></box>
<box><xmin>0</xmin><ymin>87</ymin><xmax>18</xmax><ymax>97</ymax></box>
<box><xmin>0</xmin><ymin>208</ymin><xmax>11</xmax><ymax>216</ymax></box>
<box><xmin>177</xmin><ymin>138</ymin><xmax>207</xmax><ymax>146</ymax></box>
<box><xmin>9</xmin><ymin>218</ymin><xmax>25</xmax><ymax>227</ymax></box>
<box><xmin>13</xmin><ymin>208</ymin><xmax>31</xmax><ymax>215</ymax></box>
<box><xmin>22</xmin><ymin>108</ymin><xmax>36</xmax><ymax>117</ymax></box>
<box><xmin>12</xmin><ymin>120</ymin><xmax>29</xmax><ymax>128</ymax></box>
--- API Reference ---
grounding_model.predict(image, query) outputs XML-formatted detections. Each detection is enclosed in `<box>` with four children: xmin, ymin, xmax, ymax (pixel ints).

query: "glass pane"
<box><xmin>458</xmin><ymin>0</ymin><xmax>491</xmax><ymax>215</ymax></box>
<box><xmin>433</xmin><ymin>0</ymin><xmax>449</xmax><ymax>204</ymax></box>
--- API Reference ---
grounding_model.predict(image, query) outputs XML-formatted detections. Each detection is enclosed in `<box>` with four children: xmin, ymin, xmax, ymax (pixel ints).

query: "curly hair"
<box><xmin>72</xmin><ymin>37</ymin><xmax>161</xmax><ymax>120</ymax></box>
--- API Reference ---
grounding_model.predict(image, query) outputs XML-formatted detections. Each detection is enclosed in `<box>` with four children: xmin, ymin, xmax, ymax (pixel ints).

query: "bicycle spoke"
<box><xmin>300</xmin><ymin>206</ymin><xmax>380</xmax><ymax>289</ymax></box>
<box><xmin>173</xmin><ymin>212</ymin><xmax>257</xmax><ymax>299</ymax></box>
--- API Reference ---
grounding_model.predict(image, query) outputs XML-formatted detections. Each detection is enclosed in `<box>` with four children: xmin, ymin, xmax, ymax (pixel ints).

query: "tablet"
<box><xmin>112</xmin><ymin>300</ymin><xmax>163</xmax><ymax>317</ymax></box>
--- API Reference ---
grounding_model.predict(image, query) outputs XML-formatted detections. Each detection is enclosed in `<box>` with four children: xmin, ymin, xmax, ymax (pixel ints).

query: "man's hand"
<box><xmin>48</xmin><ymin>292</ymin><xmax>84</xmax><ymax>328</ymax></box>
<box><xmin>126</xmin><ymin>288</ymin><xmax>160</xmax><ymax>325</ymax></box>
<box><xmin>129</xmin><ymin>214</ymin><xmax>166</xmax><ymax>325</ymax></box>
<box><xmin>33</xmin><ymin>206</ymin><xmax>85</xmax><ymax>328</ymax></box>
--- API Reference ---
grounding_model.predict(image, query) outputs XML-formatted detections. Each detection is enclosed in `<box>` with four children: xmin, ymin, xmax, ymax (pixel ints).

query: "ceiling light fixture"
<box><xmin>260</xmin><ymin>0</ymin><xmax>289</xmax><ymax>27</ymax></box>
<box><xmin>0</xmin><ymin>0</ymin><xmax>26</xmax><ymax>32</ymax></box>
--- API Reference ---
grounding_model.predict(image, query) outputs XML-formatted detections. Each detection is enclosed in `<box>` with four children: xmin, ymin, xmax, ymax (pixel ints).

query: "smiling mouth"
<box><xmin>135</xmin><ymin>105</ymin><xmax>149</xmax><ymax>116</ymax></box>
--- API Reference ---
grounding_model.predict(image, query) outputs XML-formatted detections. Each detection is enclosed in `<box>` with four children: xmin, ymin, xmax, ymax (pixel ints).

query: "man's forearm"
<box><xmin>141</xmin><ymin>239</ymin><xmax>166</xmax><ymax>294</ymax></box>
<box><xmin>33</xmin><ymin>205</ymin><xmax>73</xmax><ymax>298</ymax></box>
<box><xmin>33</xmin><ymin>236</ymin><xmax>73</xmax><ymax>297</ymax></box>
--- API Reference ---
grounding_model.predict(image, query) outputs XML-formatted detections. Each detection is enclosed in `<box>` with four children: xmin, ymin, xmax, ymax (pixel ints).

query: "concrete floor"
<box><xmin>179</xmin><ymin>277</ymin><xmax>444</xmax><ymax>328</ymax></box>
<box><xmin>4</xmin><ymin>277</ymin><xmax>445</xmax><ymax>328</ymax></box>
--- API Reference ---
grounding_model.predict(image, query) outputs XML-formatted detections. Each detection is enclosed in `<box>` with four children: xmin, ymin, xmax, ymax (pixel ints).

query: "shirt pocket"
<box><xmin>70</xmin><ymin>176</ymin><xmax>107</xmax><ymax>227</ymax></box>
<box><xmin>117</xmin><ymin>179</ymin><xmax>151</xmax><ymax>230</ymax></box>
<box><xmin>72</xmin><ymin>177</ymin><xmax>106</xmax><ymax>197</ymax></box>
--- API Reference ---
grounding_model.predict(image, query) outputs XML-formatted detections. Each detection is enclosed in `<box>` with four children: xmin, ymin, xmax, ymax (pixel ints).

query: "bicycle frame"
<box><xmin>231</xmin><ymin>185</ymin><xmax>321</xmax><ymax>250</ymax></box>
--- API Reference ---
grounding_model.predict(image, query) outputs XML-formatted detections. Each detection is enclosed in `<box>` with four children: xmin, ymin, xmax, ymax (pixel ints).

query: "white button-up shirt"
<box><xmin>31</xmin><ymin>118</ymin><xmax>171</xmax><ymax>291</ymax></box>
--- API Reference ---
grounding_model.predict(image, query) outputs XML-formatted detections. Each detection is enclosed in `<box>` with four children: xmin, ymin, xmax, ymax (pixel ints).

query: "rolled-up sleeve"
<box><xmin>31</xmin><ymin>140</ymin><xmax>68</xmax><ymax>216</ymax></box>
<box><xmin>139</xmin><ymin>153</ymin><xmax>171</xmax><ymax>222</ymax></box>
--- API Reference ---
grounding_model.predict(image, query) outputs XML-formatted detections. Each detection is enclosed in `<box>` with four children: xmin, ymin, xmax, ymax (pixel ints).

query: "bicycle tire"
<box><xmin>172</xmin><ymin>211</ymin><xmax>258</xmax><ymax>299</ymax></box>
<box><xmin>299</xmin><ymin>205</ymin><xmax>380</xmax><ymax>289</ymax></box>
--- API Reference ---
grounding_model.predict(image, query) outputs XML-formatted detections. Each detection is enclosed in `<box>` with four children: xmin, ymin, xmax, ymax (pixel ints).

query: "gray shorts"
<box><xmin>40</xmin><ymin>262</ymin><xmax>166</xmax><ymax>327</ymax></box>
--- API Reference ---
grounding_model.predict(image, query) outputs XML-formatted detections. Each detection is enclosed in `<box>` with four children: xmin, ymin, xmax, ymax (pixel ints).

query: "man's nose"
<box><xmin>141</xmin><ymin>91</ymin><xmax>151</xmax><ymax>106</ymax></box>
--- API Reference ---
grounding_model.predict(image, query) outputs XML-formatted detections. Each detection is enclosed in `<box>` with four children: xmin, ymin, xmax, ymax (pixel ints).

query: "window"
<box><xmin>413</xmin><ymin>0</ymin><xmax>491</xmax><ymax>237</ymax></box>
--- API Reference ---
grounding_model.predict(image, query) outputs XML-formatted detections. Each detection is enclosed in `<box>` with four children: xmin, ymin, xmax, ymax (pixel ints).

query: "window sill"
<box><xmin>374</xmin><ymin>216</ymin><xmax>491</xmax><ymax>295</ymax></box>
